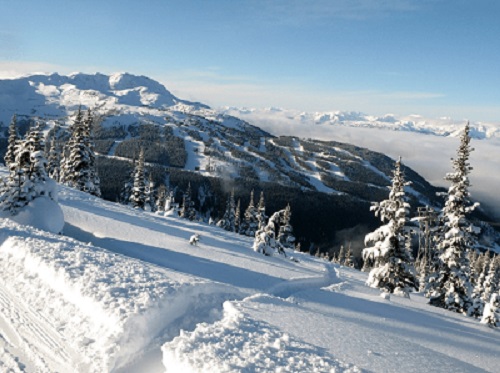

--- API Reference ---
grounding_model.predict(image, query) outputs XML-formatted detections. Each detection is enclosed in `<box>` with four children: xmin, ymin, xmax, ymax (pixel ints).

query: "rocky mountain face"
<box><xmin>0</xmin><ymin>72</ymin><xmax>494</xmax><ymax>253</ymax></box>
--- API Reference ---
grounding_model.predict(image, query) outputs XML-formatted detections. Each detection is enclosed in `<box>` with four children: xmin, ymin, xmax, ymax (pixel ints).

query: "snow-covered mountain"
<box><xmin>0</xmin><ymin>72</ymin><xmax>439</xmax><ymax>205</ymax></box>
<box><xmin>0</xmin><ymin>72</ymin><xmax>208</xmax><ymax>123</ymax></box>
<box><xmin>0</xmin><ymin>72</ymin><xmax>497</xmax><ymax>246</ymax></box>
<box><xmin>220</xmin><ymin>106</ymin><xmax>500</xmax><ymax>140</ymax></box>
<box><xmin>1</xmin><ymin>182</ymin><xmax>499</xmax><ymax>372</ymax></box>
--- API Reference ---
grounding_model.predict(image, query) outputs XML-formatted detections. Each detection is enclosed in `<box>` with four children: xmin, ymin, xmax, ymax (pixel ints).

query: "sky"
<box><xmin>1</xmin><ymin>0</ymin><xmax>500</xmax><ymax>121</ymax></box>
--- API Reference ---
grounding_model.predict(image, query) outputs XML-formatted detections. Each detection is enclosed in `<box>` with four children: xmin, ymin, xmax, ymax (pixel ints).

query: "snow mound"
<box><xmin>0</xmin><ymin>220</ymin><xmax>238</xmax><ymax>372</ymax></box>
<box><xmin>3</xmin><ymin>196</ymin><xmax>65</xmax><ymax>234</ymax></box>
<box><xmin>162</xmin><ymin>296</ymin><xmax>360</xmax><ymax>373</ymax></box>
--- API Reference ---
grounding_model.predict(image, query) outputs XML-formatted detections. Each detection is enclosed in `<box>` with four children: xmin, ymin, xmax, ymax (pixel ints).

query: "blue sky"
<box><xmin>1</xmin><ymin>0</ymin><xmax>499</xmax><ymax>120</ymax></box>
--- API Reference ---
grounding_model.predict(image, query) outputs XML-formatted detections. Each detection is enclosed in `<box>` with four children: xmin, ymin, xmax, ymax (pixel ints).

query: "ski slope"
<box><xmin>0</xmin><ymin>184</ymin><xmax>499</xmax><ymax>372</ymax></box>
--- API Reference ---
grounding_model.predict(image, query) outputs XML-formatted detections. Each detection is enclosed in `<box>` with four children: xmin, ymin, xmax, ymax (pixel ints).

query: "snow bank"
<box><xmin>4</xmin><ymin>196</ymin><xmax>65</xmax><ymax>234</ymax></box>
<box><xmin>162</xmin><ymin>295</ymin><xmax>360</xmax><ymax>373</ymax></box>
<box><xmin>0</xmin><ymin>220</ymin><xmax>239</xmax><ymax>372</ymax></box>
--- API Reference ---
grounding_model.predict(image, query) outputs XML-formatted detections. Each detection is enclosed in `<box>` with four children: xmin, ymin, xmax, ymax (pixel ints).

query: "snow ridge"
<box><xmin>0</xmin><ymin>219</ymin><xmax>240</xmax><ymax>372</ymax></box>
<box><xmin>220</xmin><ymin>107</ymin><xmax>500</xmax><ymax>140</ymax></box>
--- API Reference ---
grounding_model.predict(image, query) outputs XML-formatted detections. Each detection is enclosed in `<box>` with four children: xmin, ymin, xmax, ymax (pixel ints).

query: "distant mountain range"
<box><xmin>0</xmin><ymin>73</ymin><xmax>441</xmax><ymax>205</ymax></box>
<box><xmin>220</xmin><ymin>106</ymin><xmax>500</xmax><ymax>140</ymax></box>
<box><xmin>0</xmin><ymin>72</ymin><xmax>497</xmax><ymax>249</ymax></box>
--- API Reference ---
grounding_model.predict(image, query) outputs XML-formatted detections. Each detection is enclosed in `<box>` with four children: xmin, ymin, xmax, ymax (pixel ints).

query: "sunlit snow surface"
<box><xmin>0</xmin><ymin>180</ymin><xmax>499</xmax><ymax>372</ymax></box>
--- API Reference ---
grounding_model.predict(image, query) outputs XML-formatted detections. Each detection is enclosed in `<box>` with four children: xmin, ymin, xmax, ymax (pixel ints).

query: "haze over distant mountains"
<box><xmin>0</xmin><ymin>72</ymin><xmax>498</xmax><ymax>220</ymax></box>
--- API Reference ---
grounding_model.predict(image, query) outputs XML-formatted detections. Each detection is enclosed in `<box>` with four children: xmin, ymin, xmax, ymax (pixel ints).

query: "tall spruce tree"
<box><xmin>47</xmin><ymin>136</ymin><xmax>62</xmax><ymax>182</ymax></box>
<box><xmin>277</xmin><ymin>203</ymin><xmax>295</xmax><ymax>250</ymax></box>
<box><xmin>60</xmin><ymin>108</ymin><xmax>101</xmax><ymax>196</ymax></box>
<box><xmin>428</xmin><ymin>123</ymin><xmax>478</xmax><ymax>313</ymax></box>
<box><xmin>363</xmin><ymin>157</ymin><xmax>417</xmax><ymax>296</ymax></box>
<box><xmin>179</xmin><ymin>183</ymin><xmax>196</xmax><ymax>220</ymax></box>
<box><xmin>240</xmin><ymin>190</ymin><xmax>259</xmax><ymax>236</ymax></box>
<box><xmin>4</xmin><ymin>114</ymin><xmax>19</xmax><ymax>168</ymax></box>
<box><xmin>235</xmin><ymin>198</ymin><xmax>241</xmax><ymax>233</ymax></box>
<box><xmin>129</xmin><ymin>148</ymin><xmax>146</xmax><ymax>209</ymax></box>
<box><xmin>0</xmin><ymin>124</ymin><xmax>54</xmax><ymax>214</ymax></box>
<box><xmin>257</xmin><ymin>191</ymin><xmax>267</xmax><ymax>230</ymax></box>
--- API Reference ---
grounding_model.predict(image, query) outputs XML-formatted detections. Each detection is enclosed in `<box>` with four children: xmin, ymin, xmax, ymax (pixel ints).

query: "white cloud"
<box><xmin>232</xmin><ymin>111</ymin><xmax>500</xmax><ymax>220</ymax></box>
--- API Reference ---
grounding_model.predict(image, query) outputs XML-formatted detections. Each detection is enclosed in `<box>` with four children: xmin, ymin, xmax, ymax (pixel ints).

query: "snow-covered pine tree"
<box><xmin>179</xmin><ymin>183</ymin><xmax>196</xmax><ymax>220</ymax></box>
<box><xmin>481</xmin><ymin>255</ymin><xmax>499</xmax><ymax>307</ymax></box>
<box><xmin>164</xmin><ymin>190</ymin><xmax>178</xmax><ymax>216</ymax></box>
<box><xmin>4</xmin><ymin>114</ymin><xmax>19</xmax><ymax>168</ymax></box>
<box><xmin>253</xmin><ymin>210</ymin><xmax>286</xmax><ymax>256</ymax></box>
<box><xmin>129</xmin><ymin>148</ymin><xmax>146</xmax><ymax>209</ymax></box>
<box><xmin>338</xmin><ymin>245</ymin><xmax>345</xmax><ymax>266</ymax></box>
<box><xmin>119</xmin><ymin>160</ymin><xmax>135</xmax><ymax>204</ymax></box>
<box><xmin>235</xmin><ymin>198</ymin><xmax>241</xmax><ymax>233</ymax></box>
<box><xmin>429</xmin><ymin>123</ymin><xmax>479</xmax><ymax>313</ymax></box>
<box><xmin>363</xmin><ymin>157</ymin><xmax>417</xmax><ymax>297</ymax></box>
<box><xmin>277</xmin><ymin>203</ymin><xmax>296</xmax><ymax>250</ymax></box>
<box><xmin>240</xmin><ymin>190</ymin><xmax>259</xmax><ymax>236</ymax></box>
<box><xmin>83</xmin><ymin>109</ymin><xmax>101</xmax><ymax>197</ymax></box>
<box><xmin>344</xmin><ymin>245</ymin><xmax>354</xmax><ymax>268</ymax></box>
<box><xmin>220</xmin><ymin>189</ymin><xmax>236</xmax><ymax>232</ymax></box>
<box><xmin>144</xmin><ymin>173</ymin><xmax>155</xmax><ymax>212</ymax></box>
<box><xmin>155</xmin><ymin>184</ymin><xmax>168</xmax><ymax>213</ymax></box>
<box><xmin>468</xmin><ymin>254</ymin><xmax>490</xmax><ymax>318</ymax></box>
<box><xmin>481</xmin><ymin>293</ymin><xmax>500</xmax><ymax>328</ymax></box>
<box><xmin>0</xmin><ymin>124</ymin><xmax>55</xmax><ymax>214</ymax></box>
<box><xmin>469</xmin><ymin>250</ymin><xmax>482</xmax><ymax>287</ymax></box>
<box><xmin>330</xmin><ymin>251</ymin><xmax>338</xmax><ymax>263</ymax></box>
<box><xmin>60</xmin><ymin>107</ymin><xmax>100</xmax><ymax>196</ymax></box>
<box><xmin>257</xmin><ymin>191</ymin><xmax>267</xmax><ymax>230</ymax></box>
<box><xmin>46</xmin><ymin>136</ymin><xmax>62</xmax><ymax>182</ymax></box>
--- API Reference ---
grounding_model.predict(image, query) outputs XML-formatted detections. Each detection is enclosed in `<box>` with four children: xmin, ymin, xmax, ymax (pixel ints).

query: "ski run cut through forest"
<box><xmin>0</xmin><ymin>73</ymin><xmax>499</xmax><ymax>372</ymax></box>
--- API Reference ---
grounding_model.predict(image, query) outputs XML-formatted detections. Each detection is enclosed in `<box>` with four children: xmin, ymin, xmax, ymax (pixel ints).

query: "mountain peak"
<box><xmin>0</xmin><ymin>72</ymin><xmax>208</xmax><ymax>124</ymax></box>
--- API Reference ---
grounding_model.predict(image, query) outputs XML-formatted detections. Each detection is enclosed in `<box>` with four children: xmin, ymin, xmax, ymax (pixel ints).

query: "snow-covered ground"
<box><xmin>0</xmin><ymin>181</ymin><xmax>499</xmax><ymax>372</ymax></box>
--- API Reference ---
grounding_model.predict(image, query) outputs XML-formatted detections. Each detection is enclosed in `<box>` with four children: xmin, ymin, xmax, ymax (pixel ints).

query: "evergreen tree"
<box><xmin>481</xmin><ymin>293</ymin><xmax>500</xmax><ymax>328</ymax></box>
<box><xmin>60</xmin><ymin>108</ymin><xmax>101</xmax><ymax>196</ymax></box>
<box><xmin>257</xmin><ymin>191</ymin><xmax>267</xmax><ymax>229</ymax></box>
<box><xmin>363</xmin><ymin>157</ymin><xmax>417</xmax><ymax>296</ymax></box>
<box><xmin>277</xmin><ymin>203</ymin><xmax>295</xmax><ymax>250</ymax></box>
<box><xmin>4</xmin><ymin>114</ymin><xmax>19</xmax><ymax>168</ymax></box>
<box><xmin>219</xmin><ymin>189</ymin><xmax>236</xmax><ymax>232</ymax></box>
<box><xmin>344</xmin><ymin>245</ymin><xmax>354</xmax><ymax>268</ymax></box>
<box><xmin>155</xmin><ymin>184</ymin><xmax>168</xmax><ymax>213</ymax></box>
<box><xmin>481</xmin><ymin>256</ymin><xmax>499</xmax><ymax>306</ymax></box>
<box><xmin>119</xmin><ymin>160</ymin><xmax>135</xmax><ymax>205</ymax></box>
<box><xmin>0</xmin><ymin>125</ymin><xmax>54</xmax><ymax>214</ymax></box>
<box><xmin>180</xmin><ymin>183</ymin><xmax>196</xmax><ymax>220</ymax></box>
<box><xmin>338</xmin><ymin>245</ymin><xmax>345</xmax><ymax>265</ymax></box>
<box><xmin>144</xmin><ymin>173</ymin><xmax>155</xmax><ymax>212</ymax></box>
<box><xmin>468</xmin><ymin>254</ymin><xmax>490</xmax><ymax>318</ymax></box>
<box><xmin>235</xmin><ymin>198</ymin><xmax>241</xmax><ymax>233</ymax></box>
<box><xmin>429</xmin><ymin>124</ymin><xmax>478</xmax><ymax>313</ymax></box>
<box><xmin>83</xmin><ymin>109</ymin><xmax>101</xmax><ymax>197</ymax></box>
<box><xmin>253</xmin><ymin>210</ymin><xmax>286</xmax><ymax>256</ymax></box>
<box><xmin>47</xmin><ymin>136</ymin><xmax>62</xmax><ymax>182</ymax></box>
<box><xmin>129</xmin><ymin>148</ymin><xmax>146</xmax><ymax>209</ymax></box>
<box><xmin>240</xmin><ymin>190</ymin><xmax>259</xmax><ymax>236</ymax></box>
